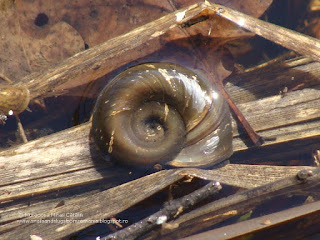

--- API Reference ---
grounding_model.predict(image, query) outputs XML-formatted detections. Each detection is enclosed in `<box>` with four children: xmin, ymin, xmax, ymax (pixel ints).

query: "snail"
<box><xmin>91</xmin><ymin>63</ymin><xmax>233</xmax><ymax>168</ymax></box>
<box><xmin>0</xmin><ymin>85</ymin><xmax>30</xmax><ymax>115</ymax></box>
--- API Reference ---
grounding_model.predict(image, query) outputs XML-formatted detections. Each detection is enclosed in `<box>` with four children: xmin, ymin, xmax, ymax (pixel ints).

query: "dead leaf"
<box><xmin>23</xmin><ymin>22</ymin><xmax>84</xmax><ymax>72</ymax></box>
<box><xmin>0</xmin><ymin>2</ymin><xmax>84</xmax><ymax>83</ymax></box>
<box><xmin>1</xmin><ymin>0</ymin><xmax>272</xmax><ymax>90</ymax></box>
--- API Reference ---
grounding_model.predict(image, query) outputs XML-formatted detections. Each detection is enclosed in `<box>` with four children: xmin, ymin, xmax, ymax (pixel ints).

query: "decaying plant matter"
<box><xmin>1</xmin><ymin>1</ymin><xmax>320</xmax><ymax>240</ymax></box>
<box><xmin>3</xmin><ymin>1</ymin><xmax>320</xmax><ymax>144</ymax></box>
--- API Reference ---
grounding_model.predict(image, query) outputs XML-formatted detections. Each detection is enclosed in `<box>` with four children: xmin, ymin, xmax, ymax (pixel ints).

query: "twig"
<box><xmin>216</xmin><ymin>82</ymin><xmax>264</xmax><ymax>145</ymax></box>
<box><xmin>101</xmin><ymin>181</ymin><xmax>222</xmax><ymax>240</ymax></box>
<box><xmin>0</xmin><ymin>73</ymin><xmax>12</xmax><ymax>83</ymax></box>
<box><xmin>15</xmin><ymin>115</ymin><xmax>28</xmax><ymax>143</ymax></box>
<box><xmin>162</xmin><ymin>168</ymin><xmax>320</xmax><ymax>239</ymax></box>
<box><xmin>181</xmin><ymin>200</ymin><xmax>320</xmax><ymax>240</ymax></box>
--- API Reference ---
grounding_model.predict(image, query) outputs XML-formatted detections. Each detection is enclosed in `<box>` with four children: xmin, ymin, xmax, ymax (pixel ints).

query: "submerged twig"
<box><xmin>181</xmin><ymin>200</ymin><xmax>320</xmax><ymax>240</ymax></box>
<box><xmin>102</xmin><ymin>181</ymin><xmax>222</xmax><ymax>240</ymax></box>
<box><xmin>216</xmin><ymin>82</ymin><xmax>264</xmax><ymax>145</ymax></box>
<box><xmin>161</xmin><ymin>168</ymin><xmax>320</xmax><ymax>239</ymax></box>
<box><xmin>16</xmin><ymin>115</ymin><xmax>28</xmax><ymax>143</ymax></box>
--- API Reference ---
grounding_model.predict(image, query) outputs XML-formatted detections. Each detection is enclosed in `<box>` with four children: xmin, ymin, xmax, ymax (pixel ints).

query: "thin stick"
<box><xmin>216</xmin><ymin>82</ymin><xmax>264</xmax><ymax>145</ymax></box>
<box><xmin>167</xmin><ymin>168</ymin><xmax>320</xmax><ymax>237</ymax></box>
<box><xmin>181</xmin><ymin>200</ymin><xmax>320</xmax><ymax>240</ymax></box>
<box><xmin>101</xmin><ymin>181</ymin><xmax>222</xmax><ymax>240</ymax></box>
<box><xmin>15</xmin><ymin>115</ymin><xmax>28</xmax><ymax>143</ymax></box>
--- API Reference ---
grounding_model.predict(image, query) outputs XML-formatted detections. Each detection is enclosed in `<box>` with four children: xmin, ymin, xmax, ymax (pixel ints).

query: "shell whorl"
<box><xmin>0</xmin><ymin>85</ymin><xmax>30</xmax><ymax>115</ymax></box>
<box><xmin>91</xmin><ymin>63</ymin><xmax>233</xmax><ymax>168</ymax></box>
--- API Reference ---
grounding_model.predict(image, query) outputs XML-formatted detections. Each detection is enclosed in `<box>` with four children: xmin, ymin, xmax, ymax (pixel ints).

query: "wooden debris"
<box><xmin>213</xmin><ymin>2</ymin><xmax>320</xmax><ymax>62</ymax></box>
<box><xmin>0</xmin><ymin>53</ymin><xmax>319</xmax><ymax>238</ymax></box>
<box><xmin>0</xmin><ymin>170</ymin><xmax>186</xmax><ymax>239</ymax></box>
<box><xmin>14</xmin><ymin>3</ymin><xmax>205</xmax><ymax>100</ymax></box>
<box><xmin>158</xmin><ymin>168</ymin><xmax>320</xmax><ymax>239</ymax></box>
<box><xmin>1</xmin><ymin>1</ymin><xmax>320</xmax><ymax>240</ymax></box>
<box><xmin>103</xmin><ymin>181</ymin><xmax>221</xmax><ymax>240</ymax></box>
<box><xmin>180</xmin><ymin>200</ymin><xmax>320</xmax><ymax>240</ymax></box>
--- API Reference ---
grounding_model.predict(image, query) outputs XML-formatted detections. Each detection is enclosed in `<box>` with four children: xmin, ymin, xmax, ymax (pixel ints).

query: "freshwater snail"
<box><xmin>0</xmin><ymin>85</ymin><xmax>30</xmax><ymax>115</ymax></box>
<box><xmin>91</xmin><ymin>63</ymin><xmax>233</xmax><ymax>168</ymax></box>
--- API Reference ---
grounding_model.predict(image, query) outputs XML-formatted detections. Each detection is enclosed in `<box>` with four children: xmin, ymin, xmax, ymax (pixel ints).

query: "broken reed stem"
<box><xmin>15</xmin><ymin>3</ymin><xmax>205</xmax><ymax>100</ymax></box>
<box><xmin>15</xmin><ymin>1</ymin><xmax>320</xmax><ymax>100</ymax></box>
<box><xmin>208</xmin><ymin>2</ymin><xmax>320</xmax><ymax>62</ymax></box>
<box><xmin>216</xmin><ymin>82</ymin><xmax>264</xmax><ymax>145</ymax></box>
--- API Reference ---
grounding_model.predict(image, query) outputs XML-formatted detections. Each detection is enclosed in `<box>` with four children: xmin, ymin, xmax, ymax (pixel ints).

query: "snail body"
<box><xmin>91</xmin><ymin>63</ymin><xmax>233</xmax><ymax>168</ymax></box>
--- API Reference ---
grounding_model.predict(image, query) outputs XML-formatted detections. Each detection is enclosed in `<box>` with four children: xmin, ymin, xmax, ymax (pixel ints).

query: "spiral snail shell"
<box><xmin>0</xmin><ymin>85</ymin><xmax>30</xmax><ymax>115</ymax></box>
<box><xmin>91</xmin><ymin>63</ymin><xmax>233</xmax><ymax>168</ymax></box>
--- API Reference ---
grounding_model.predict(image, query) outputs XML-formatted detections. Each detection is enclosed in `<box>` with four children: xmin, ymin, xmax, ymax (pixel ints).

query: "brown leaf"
<box><xmin>0</xmin><ymin>2</ymin><xmax>84</xmax><ymax>83</ymax></box>
<box><xmin>16</xmin><ymin>0</ymin><xmax>272</xmax><ymax>47</ymax></box>
<box><xmin>16</xmin><ymin>0</ymin><xmax>175</xmax><ymax>47</ymax></box>
<box><xmin>1</xmin><ymin>0</ymin><xmax>272</xmax><ymax>95</ymax></box>
<box><xmin>23</xmin><ymin>22</ymin><xmax>84</xmax><ymax>72</ymax></box>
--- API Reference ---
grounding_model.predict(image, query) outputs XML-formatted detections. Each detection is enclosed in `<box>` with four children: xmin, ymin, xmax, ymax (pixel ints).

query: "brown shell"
<box><xmin>0</xmin><ymin>85</ymin><xmax>30</xmax><ymax>115</ymax></box>
<box><xmin>91</xmin><ymin>63</ymin><xmax>233</xmax><ymax>168</ymax></box>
